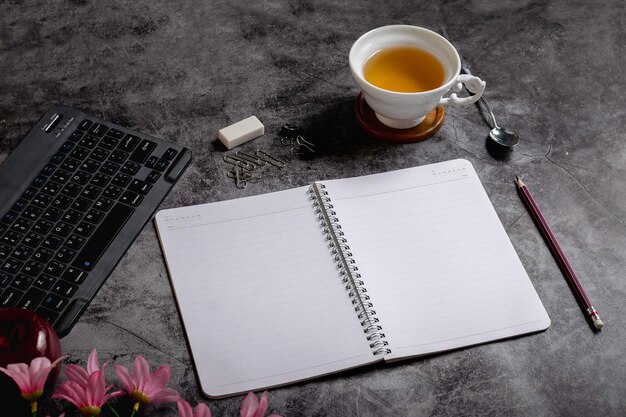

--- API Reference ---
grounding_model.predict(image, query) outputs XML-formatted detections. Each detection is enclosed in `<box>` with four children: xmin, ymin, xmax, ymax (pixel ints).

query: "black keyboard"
<box><xmin>0</xmin><ymin>105</ymin><xmax>191</xmax><ymax>336</ymax></box>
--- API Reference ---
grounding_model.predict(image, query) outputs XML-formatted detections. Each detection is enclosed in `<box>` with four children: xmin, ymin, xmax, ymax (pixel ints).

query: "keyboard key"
<box><xmin>70</xmin><ymin>146</ymin><xmax>90</xmax><ymax>160</ymax></box>
<box><xmin>32</xmin><ymin>248</ymin><xmax>54</xmax><ymax>263</ymax></box>
<box><xmin>41</xmin><ymin>293</ymin><xmax>68</xmax><ymax>312</ymax></box>
<box><xmin>88</xmin><ymin>123</ymin><xmax>108</xmax><ymax>137</ymax></box>
<box><xmin>44</xmin><ymin>261</ymin><xmax>66</xmax><ymax>277</ymax></box>
<box><xmin>61</xmin><ymin>182</ymin><xmax>82</xmax><ymax>197</ymax></box>
<box><xmin>2</xmin><ymin>211</ymin><xmax>18</xmax><ymax>224</ymax></box>
<box><xmin>31</xmin><ymin>223</ymin><xmax>53</xmax><ymax>237</ymax></box>
<box><xmin>81</xmin><ymin>159</ymin><xmax>101</xmax><ymax>173</ymax></box>
<box><xmin>93</xmin><ymin>197</ymin><xmax>113</xmax><ymax>212</ymax></box>
<box><xmin>128</xmin><ymin>179</ymin><xmax>152</xmax><ymax>195</ymax></box>
<box><xmin>34</xmin><ymin>275</ymin><xmax>56</xmax><ymax>290</ymax></box>
<box><xmin>75</xmin><ymin>222</ymin><xmax>95</xmax><ymax>237</ymax></box>
<box><xmin>103</xmin><ymin>185</ymin><xmax>122</xmax><ymax>199</ymax></box>
<box><xmin>42</xmin><ymin>235</ymin><xmax>63</xmax><ymax>250</ymax></box>
<box><xmin>31</xmin><ymin>194</ymin><xmax>52</xmax><ymax>208</ymax></box>
<box><xmin>163</xmin><ymin>147</ymin><xmax>178</xmax><ymax>160</ymax></box>
<box><xmin>145</xmin><ymin>155</ymin><xmax>158</xmax><ymax>169</ymax></box>
<box><xmin>52</xmin><ymin>280</ymin><xmax>77</xmax><ymax>298</ymax></box>
<box><xmin>12</xmin><ymin>218</ymin><xmax>33</xmax><ymax>233</ymax></box>
<box><xmin>62</xmin><ymin>267</ymin><xmax>87</xmax><ymax>284</ymax></box>
<box><xmin>34</xmin><ymin>307</ymin><xmax>59</xmax><ymax>325</ymax></box>
<box><xmin>112</xmin><ymin>173</ymin><xmax>131</xmax><ymax>187</ymax></box>
<box><xmin>32</xmin><ymin>175</ymin><xmax>47</xmax><ymax>187</ymax></box>
<box><xmin>12</xmin><ymin>275</ymin><xmax>33</xmax><ymax>290</ymax></box>
<box><xmin>62</xmin><ymin>209</ymin><xmax>83</xmax><ymax>224</ymax></box>
<box><xmin>52</xmin><ymin>169</ymin><xmax>72</xmax><ymax>184</ymax></box>
<box><xmin>101</xmin><ymin>161</ymin><xmax>120</xmax><ymax>175</ymax></box>
<box><xmin>0</xmin><ymin>288</ymin><xmax>23</xmax><ymax>307</ymax></box>
<box><xmin>79</xmin><ymin>135</ymin><xmax>99</xmax><ymax>148</ymax></box>
<box><xmin>22</xmin><ymin>187</ymin><xmax>37</xmax><ymax>200</ymax></box>
<box><xmin>42</xmin><ymin>207</ymin><xmax>62</xmax><ymax>222</ymax></box>
<box><xmin>106</xmin><ymin>128</ymin><xmax>125</xmax><ymax>140</ymax></box>
<box><xmin>41</xmin><ymin>164</ymin><xmax>56</xmax><ymax>176</ymax></box>
<box><xmin>23</xmin><ymin>232</ymin><xmax>43</xmax><ymax>248</ymax></box>
<box><xmin>84</xmin><ymin>209</ymin><xmax>104</xmax><ymax>224</ymax></box>
<box><xmin>72</xmin><ymin>197</ymin><xmax>92</xmax><ymax>212</ymax></box>
<box><xmin>51</xmin><ymin>222</ymin><xmax>73</xmax><ymax>238</ymax></box>
<box><xmin>146</xmin><ymin>170</ymin><xmax>161</xmax><ymax>184</ymax></box>
<box><xmin>1</xmin><ymin>258</ymin><xmax>23</xmax><ymax>274</ymax></box>
<box><xmin>81</xmin><ymin>185</ymin><xmax>102</xmax><ymax>199</ymax></box>
<box><xmin>17</xmin><ymin>287</ymin><xmax>45</xmax><ymax>309</ymax></box>
<box><xmin>55</xmin><ymin>247</ymin><xmax>76</xmax><ymax>263</ymax></box>
<box><xmin>69</xmin><ymin>130</ymin><xmax>83</xmax><ymax>142</ymax></box>
<box><xmin>154</xmin><ymin>158</ymin><xmax>169</xmax><ymax>172</ymax></box>
<box><xmin>119</xmin><ymin>134</ymin><xmax>141</xmax><ymax>152</ymax></box>
<box><xmin>100</xmin><ymin>136</ymin><xmax>119</xmax><ymax>150</ymax></box>
<box><xmin>0</xmin><ymin>244</ymin><xmax>11</xmax><ymax>258</ymax></box>
<box><xmin>51</xmin><ymin>194</ymin><xmax>72</xmax><ymax>210</ymax></box>
<box><xmin>50</xmin><ymin>152</ymin><xmax>65</xmax><ymax>165</ymax></box>
<box><xmin>0</xmin><ymin>273</ymin><xmax>11</xmax><ymax>287</ymax></box>
<box><xmin>2</xmin><ymin>231</ymin><xmax>23</xmax><ymax>246</ymax></box>
<box><xmin>73</xmin><ymin>203</ymin><xmax>134</xmax><ymax>271</ymax></box>
<box><xmin>121</xmin><ymin>161</ymin><xmax>141</xmax><ymax>175</ymax></box>
<box><xmin>71</xmin><ymin>170</ymin><xmax>92</xmax><ymax>185</ymax></box>
<box><xmin>65</xmin><ymin>235</ymin><xmax>86</xmax><ymax>251</ymax></box>
<box><xmin>77</xmin><ymin>119</ymin><xmax>93</xmax><ymax>131</ymax></box>
<box><xmin>61</xmin><ymin>157</ymin><xmax>81</xmax><ymax>172</ymax></box>
<box><xmin>41</xmin><ymin>182</ymin><xmax>62</xmax><ymax>196</ymax></box>
<box><xmin>130</xmin><ymin>139</ymin><xmax>157</xmax><ymax>164</ymax></box>
<box><xmin>90</xmin><ymin>173</ymin><xmax>111</xmax><ymax>187</ymax></box>
<box><xmin>12</xmin><ymin>199</ymin><xmax>28</xmax><ymax>212</ymax></box>
<box><xmin>60</xmin><ymin>140</ymin><xmax>75</xmax><ymax>152</ymax></box>
<box><xmin>12</xmin><ymin>245</ymin><xmax>33</xmax><ymax>261</ymax></box>
<box><xmin>119</xmin><ymin>191</ymin><xmax>143</xmax><ymax>207</ymax></box>
<box><xmin>109</xmin><ymin>149</ymin><xmax>129</xmax><ymax>164</ymax></box>
<box><xmin>23</xmin><ymin>206</ymin><xmax>43</xmax><ymax>220</ymax></box>
<box><xmin>90</xmin><ymin>147</ymin><xmax>110</xmax><ymax>162</ymax></box>
<box><xmin>21</xmin><ymin>260</ymin><xmax>44</xmax><ymax>277</ymax></box>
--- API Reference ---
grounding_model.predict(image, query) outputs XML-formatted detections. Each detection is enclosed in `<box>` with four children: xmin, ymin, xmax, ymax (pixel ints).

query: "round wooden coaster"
<box><xmin>354</xmin><ymin>93</ymin><xmax>445</xmax><ymax>143</ymax></box>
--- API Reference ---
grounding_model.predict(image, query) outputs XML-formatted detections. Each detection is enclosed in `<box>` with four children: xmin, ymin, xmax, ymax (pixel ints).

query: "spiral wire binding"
<box><xmin>308</xmin><ymin>183</ymin><xmax>391</xmax><ymax>356</ymax></box>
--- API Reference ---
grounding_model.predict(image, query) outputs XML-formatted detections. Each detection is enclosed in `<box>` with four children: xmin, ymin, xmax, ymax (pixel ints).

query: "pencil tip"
<box><xmin>515</xmin><ymin>176</ymin><xmax>525</xmax><ymax>187</ymax></box>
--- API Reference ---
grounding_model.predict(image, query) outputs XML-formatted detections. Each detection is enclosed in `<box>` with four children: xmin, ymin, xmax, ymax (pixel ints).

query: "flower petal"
<box><xmin>240</xmin><ymin>392</ymin><xmax>259</xmax><ymax>417</ymax></box>
<box><xmin>66</xmin><ymin>365</ymin><xmax>89</xmax><ymax>386</ymax></box>
<box><xmin>195</xmin><ymin>402</ymin><xmax>212</xmax><ymax>417</ymax></box>
<box><xmin>87</xmin><ymin>349</ymin><xmax>100</xmax><ymax>374</ymax></box>
<box><xmin>148</xmin><ymin>387</ymin><xmax>179</xmax><ymax>404</ymax></box>
<box><xmin>114</xmin><ymin>365</ymin><xmax>134</xmax><ymax>394</ymax></box>
<box><xmin>142</xmin><ymin>365</ymin><xmax>170</xmax><ymax>397</ymax></box>
<box><xmin>133</xmin><ymin>355</ymin><xmax>150</xmax><ymax>391</ymax></box>
<box><xmin>30</xmin><ymin>357</ymin><xmax>52</xmax><ymax>374</ymax></box>
<box><xmin>253</xmin><ymin>391</ymin><xmax>269</xmax><ymax>417</ymax></box>
<box><xmin>0</xmin><ymin>364</ymin><xmax>31</xmax><ymax>392</ymax></box>
<box><xmin>177</xmin><ymin>399</ymin><xmax>193</xmax><ymax>417</ymax></box>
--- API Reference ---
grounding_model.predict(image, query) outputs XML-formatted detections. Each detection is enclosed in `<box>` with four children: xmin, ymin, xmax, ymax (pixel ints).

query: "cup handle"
<box><xmin>439</xmin><ymin>74</ymin><xmax>486</xmax><ymax>106</ymax></box>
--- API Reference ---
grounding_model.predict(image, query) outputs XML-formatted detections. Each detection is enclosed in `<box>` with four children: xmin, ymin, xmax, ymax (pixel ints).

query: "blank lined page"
<box><xmin>322</xmin><ymin>159</ymin><xmax>550</xmax><ymax>361</ymax></box>
<box><xmin>155</xmin><ymin>186</ymin><xmax>377</xmax><ymax>398</ymax></box>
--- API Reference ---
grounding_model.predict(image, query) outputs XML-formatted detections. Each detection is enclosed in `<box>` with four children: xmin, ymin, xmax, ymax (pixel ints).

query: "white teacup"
<box><xmin>349</xmin><ymin>25</ymin><xmax>486</xmax><ymax>129</ymax></box>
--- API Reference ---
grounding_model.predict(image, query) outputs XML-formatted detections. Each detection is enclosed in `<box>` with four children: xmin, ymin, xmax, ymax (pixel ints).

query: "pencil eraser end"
<box><xmin>218</xmin><ymin>116</ymin><xmax>264</xmax><ymax>150</ymax></box>
<box><xmin>593</xmin><ymin>318</ymin><xmax>604</xmax><ymax>330</ymax></box>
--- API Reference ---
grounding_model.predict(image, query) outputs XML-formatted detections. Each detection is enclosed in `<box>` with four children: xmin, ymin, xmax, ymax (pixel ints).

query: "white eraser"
<box><xmin>218</xmin><ymin>116</ymin><xmax>264</xmax><ymax>150</ymax></box>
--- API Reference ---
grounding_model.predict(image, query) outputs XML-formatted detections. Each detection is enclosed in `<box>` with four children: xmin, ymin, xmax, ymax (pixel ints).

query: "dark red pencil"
<box><xmin>515</xmin><ymin>176</ymin><xmax>604</xmax><ymax>330</ymax></box>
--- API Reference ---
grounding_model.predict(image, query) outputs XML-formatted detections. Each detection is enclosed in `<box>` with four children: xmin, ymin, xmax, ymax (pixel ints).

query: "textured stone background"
<box><xmin>1</xmin><ymin>0</ymin><xmax>625</xmax><ymax>416</ymax></box>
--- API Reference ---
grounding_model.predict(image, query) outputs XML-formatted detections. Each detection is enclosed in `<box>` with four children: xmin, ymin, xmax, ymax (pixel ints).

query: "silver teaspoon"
<box><xmin>460</xmin><ymin>67</ymin><xmax>520</xmax><ymax>149</ymax></box>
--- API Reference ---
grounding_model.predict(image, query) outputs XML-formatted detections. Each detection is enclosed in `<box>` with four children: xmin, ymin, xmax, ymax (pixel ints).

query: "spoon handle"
<box><xmin>460</xmin><ymin>67</ymin><xmax>499</xmax><ymax>129</ymax></box>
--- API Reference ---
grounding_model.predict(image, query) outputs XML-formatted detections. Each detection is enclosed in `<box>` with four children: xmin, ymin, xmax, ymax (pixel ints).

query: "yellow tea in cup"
<box><xmin>364</xmin><ymin>46</ymin><xmax>445</xmax><ymax>93</ymax></box>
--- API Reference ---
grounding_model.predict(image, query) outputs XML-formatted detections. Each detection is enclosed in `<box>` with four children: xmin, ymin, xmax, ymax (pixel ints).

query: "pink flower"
<box><xmin>65</xmin><ymin>349</ymin><xmax>103</xmax><ymax>387</ymax></box>
<box><xmin>240</xmin><ymin>391</ymin><xmax>282</xmax><ymax>417</ymax></box>
<box><xmin>0</xmin><ymin>356</ymin><xmax>64</xmax><ymax>402</ymax></box>
<box><xmin>114</xmin><ymin>355</ymin><xmax>179</xmax><ymax>406</ymax></box>
<box><xmin>53</xmin><ymin>369</ymin><xmax>123</xmax><ymax>416</ymax></box>
<box><xmin>177</xmin><ymin>399</ymin><xmax>212</xmax><ymax>417</ymax></box>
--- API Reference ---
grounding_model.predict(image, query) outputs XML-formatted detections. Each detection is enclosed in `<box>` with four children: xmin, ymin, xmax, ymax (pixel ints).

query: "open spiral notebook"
<box><xmin>154</xmin><ymin>159</ymin><xmax>550</xmax><ymax>398</ymax></box>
